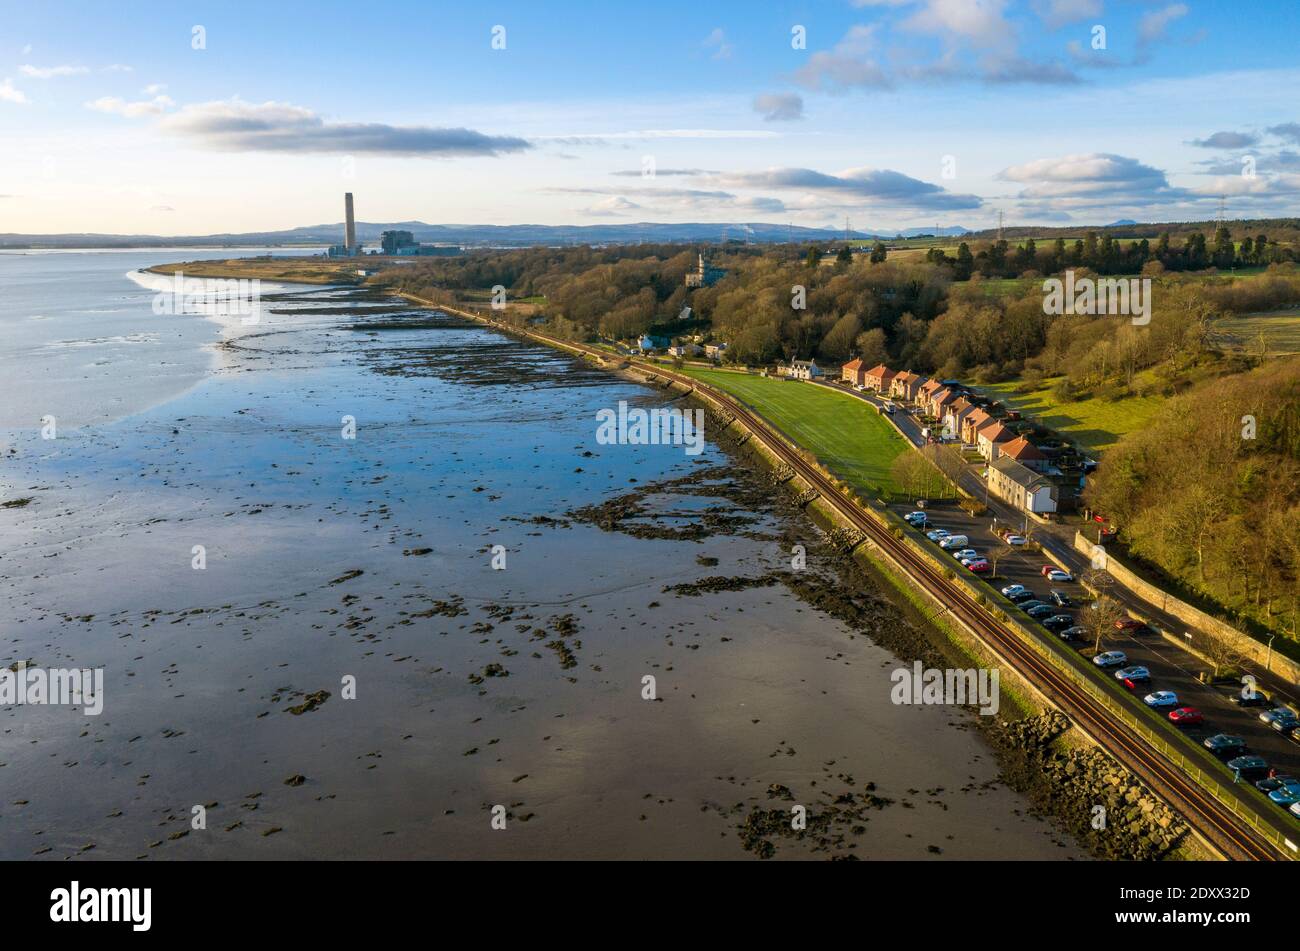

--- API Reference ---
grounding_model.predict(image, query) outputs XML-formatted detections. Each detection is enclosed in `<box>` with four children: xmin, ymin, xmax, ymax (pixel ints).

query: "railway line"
<box><xmin>418</xmin><ymin>299</ymin><xmax>1289</xmax><ymax>861</ymax></box>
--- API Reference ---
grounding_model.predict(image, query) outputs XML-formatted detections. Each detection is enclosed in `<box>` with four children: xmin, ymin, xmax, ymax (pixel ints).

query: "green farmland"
<box><xmin>677</xmin><ymin>367</ymin><xmax>911</xmax><ymax>495</ymax></box>
<box><xmin>976</xmin><ymin>377</ymin><xmax>1166</xmax><ymax>454</ymax></box>
<box><xmin>1215</xmin><ymin>309</ymin><xmax>1300</xmax><ymax>354</ymax></box>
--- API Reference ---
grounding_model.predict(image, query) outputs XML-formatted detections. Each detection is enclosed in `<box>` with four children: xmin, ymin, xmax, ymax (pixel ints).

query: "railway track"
<box><xmin>424</xmin><ymin>302</ymin><xmax>1288</xmax><ymax>861</ymax></box>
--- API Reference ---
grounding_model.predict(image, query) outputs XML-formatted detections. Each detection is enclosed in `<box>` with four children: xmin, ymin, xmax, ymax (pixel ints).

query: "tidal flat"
<box><xmin>0</xmin><ymin>275</ymin><xmax>1084</xmax><ymax>860</ymax></box>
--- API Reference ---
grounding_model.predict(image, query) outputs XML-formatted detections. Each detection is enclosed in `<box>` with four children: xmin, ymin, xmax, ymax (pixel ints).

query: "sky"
<box><xmin>3</xmin><ymin>0</ymin><xmax>1300</xmax><ymax>235</ymax></box>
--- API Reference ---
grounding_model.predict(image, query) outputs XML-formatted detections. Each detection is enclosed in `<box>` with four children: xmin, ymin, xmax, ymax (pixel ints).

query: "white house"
<box><xmin>784</xmin><ymin>359</ymin><xmax>822</xmax><ymax>380</ymax></box>
<box><xmin>987</xmin><ymin>456</ymin><xmax>1058</xmax><ymax>514</ymax></box>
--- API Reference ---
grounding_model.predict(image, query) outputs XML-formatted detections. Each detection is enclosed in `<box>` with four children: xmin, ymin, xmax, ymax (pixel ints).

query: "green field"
<box><xmin>678</xmin><ymin>368</ymin><xmax>911</xmax><ymax>495</ymax></box>
<box><xmin>976</xmin><ymin>377</ymin><xmax>1166</xmax><ymax>454</ymax></box>
<box><xmin>1215</xmin><ymin>309</ymin><xmax>1300</xmax><ymax>354</ymax></box>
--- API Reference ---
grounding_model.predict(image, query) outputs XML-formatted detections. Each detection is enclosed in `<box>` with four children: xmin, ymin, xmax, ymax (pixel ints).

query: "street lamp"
<box><xmin>1267</xmin><ymin>634</ymin><xmax>1276</xmax><ymax>673</ymax></box>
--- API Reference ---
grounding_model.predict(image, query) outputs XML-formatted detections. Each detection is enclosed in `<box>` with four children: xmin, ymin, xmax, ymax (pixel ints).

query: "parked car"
<box><xmin>1114</xmin><ymin>665</ymin><xmax>1150</xmax><ymax>683</ymax></box>
<box><xmin>1039</xmin><ymin>565</ymin><xmax>1057</xmax><ymax>577</ymax></box>
<box><xmin>1260</xmin><ymin>707</ymin><xmax>1297</xmax><ymax>727</ymax></box>
<box><xmin>1290</xmin><ymin>802</ymin><xmax>1300</xmax><ymax>820</ymax></box>
<box><xmin>1204</xmin><ymin>734</ymin><xmax>1248</xmax><ymax>758</ymax></box>
<box><xmin>1046</xmin><ymin>570</ymin><xmax>1073</xmax><ymax>583</ymax></box>
<box><xmin>1000</xmin><ymin>584</ymin><xmax>1027</xmax><ymax>597</ymax></box>
<box><xmin>1144</xmin><ymin>691</ymin><xmax>1179</xmax><ymax>709</ymax></box>
<box><xmin>967</xmin><ymin>561</ymin><xmax>991</xmax><ymax>574</ymax></box>
<box><xmin>951</xmin><ymin>548</ymin><xmax>978</xmax><ymax>561</ymax></box>
<box><xmin>1169</xmin><ymin>707</ymin><xmax>1203</xmax><ymax>726</ymax></box>
<box><xmin>1266</xmin><ymin>782</ymin><xmax>1300</xmax><ymax>807</ymax></box>
<box><xmin>1048</xmin><ymin>590</ymin><xmax>1073</xmax><ymax>607</ymax></box>
<box><xmin>1093</xmin><ymin>651</ymin><xmax>1127</xmax><ymax>668</ymax></box>
<box><xmin>1114</xmin><ymin>617</ymin><xmax>1144</xmax><ymax>632</ymax></box>
<box><xmin>904</xmin><ymin>511</ymin><xmax>928</xmax><ymax>527</ymax></box>
<box><xmin>1026</xmin><ymin>604</ymin><xmax>1058</xmax><ymax>619</ymax></box>
<box><xmin>1230</xmin><ymin>692</ymin><xmax>1270</xmax><ymax>708</ymax></box>
<box><xmin>926</xmin><ymin>529</ymin><xmax>950</xmax><ymax>542</ymax></box>
<box><xmin>1269</xmin><ymin>711</ymin><xmax>1299</xmax><ymax>735</ymax></box>
<box><xmin>1008</xmin><ymin>590</ymin><xmax>1038</xmax><ymax>603</ymax></box>
<box><xmin>1004</xmin><ymin>535</ymin><xmax>1027</xmax><ymax>546</ymax></box>
<box><xmin>1042</xmin><ymin>614</ymin><xmax>1074</xmax><ymax>631</ymax></box>
<box><xmin>938</xmin><ymin>535</ymin><xmax>970</xmax><ymax>550</ymax></box>
<box><xmin>1059</xmin><ymin>625</ymin><xmax>1087</xmax><ymax>641</ymax></box>
<box><xmin>1256</xmin><ymin>774</ymin><xmax>1299</xmax><ymax>794</ymax></box>
<box><xmin>1226</xmin><ymin>755</ymin><xmax>1271</xmax><ymax>781</ymax></box>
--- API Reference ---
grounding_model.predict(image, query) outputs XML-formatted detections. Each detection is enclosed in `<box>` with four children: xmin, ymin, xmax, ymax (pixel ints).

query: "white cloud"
<box><xmin>142</xmin><ymin>83</ymin><xmax>167</xmax><ymax>96</ymax></box>
<box><xmin>1139</xmin><ymin>3</ymin><xmax>1188</xmax><ymax>46</ymax></box>
<box><xmin>86</xmin><ymin>94</ymin><xmax>175</xmax><ymax>118</ymax></box>
<box><xmin>753</xmin><ymin>93</ymin><xmax>804</xmax><ymax>121</ymax></box>
<box><xmin>0</xmin><ymin>78</ymin><xmax>28</xmax><ymax>104</ymax></box>
<box><xmin>702</xmin><ymin>28</ymin><xmax>734</xmax><ymax>61</ymax></box>
<box><xmin>19</xmin><ymin>63</ymin><xmax>88</xmax><ymax>79</ymax></box>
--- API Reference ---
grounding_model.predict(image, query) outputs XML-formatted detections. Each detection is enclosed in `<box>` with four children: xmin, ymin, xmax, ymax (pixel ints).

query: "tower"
<box><xmin>344</xmin><ymin>192</ymin><xmax>357</xmax><ymax>253</ymax></box>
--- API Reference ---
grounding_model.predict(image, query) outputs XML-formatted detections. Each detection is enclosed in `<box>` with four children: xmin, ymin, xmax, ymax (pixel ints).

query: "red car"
<box><xmin>967</xmin><ymin>561</ymin><xmax>991</xmax><ymax>574</ymax></box>
<box><xmin>1169</xmin><ymin>707</ymin><xmax>1203</xmax><ymax>726</ymax></box>
<box><xmin>1039</xmin><ymin>565</ymin><xmax>1058</xmax><ymax>577</ymax></box>
<box><xmin>1114</xmin><ymin>617</ymin><xmax>1143</xmax><ymax>631</ymax></box>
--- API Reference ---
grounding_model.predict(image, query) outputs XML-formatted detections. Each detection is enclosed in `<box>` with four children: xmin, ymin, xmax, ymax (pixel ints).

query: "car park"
<box><xmin>1093</xmin><ymin>651</ymin><xmax>1127</xmax><ymax>668</ymax></box>
<box><xmin>1204</xmin><ymin>734</ymin><xmax>1248</xmax><ymax>758</ymax></box>
<box><xmin>1114</xmin><ymin>665</ymin><xmax>1150</xmax><ymax>683</ymax></box>
<box><xmin>1000</xmin><ymin>584</ymin><xmax>1027</xmax><ymax>597</ymax></box>
<box><xmin>1169</xmin><ymin>707</ymin><xmax>1203</xmax><ymax>726</ymax></box>
<box><xmin>1226</xmin><ymin>755</ymin><xmax>1271</xmax><ymax>781</ymax></box>
<box><xmin>1048</xmin><ymin>590</ymin><xmax>1073</xmax><ymax>607</ymax></box>
<box><xmin>1144</xmin><ymin>691</ymin><xmax>1179</xmax><ymax>709</ymax></box>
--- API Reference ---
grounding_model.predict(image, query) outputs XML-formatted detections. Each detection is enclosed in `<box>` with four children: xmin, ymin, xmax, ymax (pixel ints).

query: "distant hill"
<box><xmin>0</xmin><ymin>220</ymin><xmax>948</xmax><ymax>249</ymax></box>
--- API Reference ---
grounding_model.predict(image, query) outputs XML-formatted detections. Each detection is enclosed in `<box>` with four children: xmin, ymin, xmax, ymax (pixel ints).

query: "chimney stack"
<box><xmin>344</xmin><ymin>192</ymin><xmax>356</xmax><ymax>252</ymax></box>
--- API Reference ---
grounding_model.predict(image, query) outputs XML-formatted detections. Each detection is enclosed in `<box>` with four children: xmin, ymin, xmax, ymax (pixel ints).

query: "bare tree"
<box><xmin>989</xmin><ymin>541</ymin><xmax>1015</xmax><ymax>579</ymax></box>
<box><xmin>1087</xmin><ymin>596</ymin><xmax>1128</xmax><ymax>655</ymax></box>
<box><xmin>1199</xmin><ymin>625</ymin><xmax>1253</xmax><ymax>679</ymax></box>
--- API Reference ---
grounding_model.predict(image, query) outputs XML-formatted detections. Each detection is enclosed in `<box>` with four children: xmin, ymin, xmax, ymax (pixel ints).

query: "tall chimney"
<box><xmin>344</xmin><ymin>192</ymin><xmax>356</xmax><ymax>252</ymax></box>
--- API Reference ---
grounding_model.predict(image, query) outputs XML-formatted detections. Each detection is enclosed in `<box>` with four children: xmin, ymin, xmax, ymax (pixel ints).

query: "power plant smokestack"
<box><xmin>344</xmin><ymin>192</ymin><xmax>356</xmax><ymax>252</ymax></box>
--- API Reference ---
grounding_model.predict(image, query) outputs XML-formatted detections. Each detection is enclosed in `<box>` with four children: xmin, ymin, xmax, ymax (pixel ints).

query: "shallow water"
<box><xmin>0</xmin><ymin>259</ymin><xmax>1084</xmax><ymax>860</ymax></box>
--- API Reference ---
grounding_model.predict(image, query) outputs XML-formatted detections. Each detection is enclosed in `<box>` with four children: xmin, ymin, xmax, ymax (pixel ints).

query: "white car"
<box><xmin>951</xmin><ymin>548</ymin><xmax>978</xmax><ymax>560</ymax></box>
<box><xmin>1001</xmin><ymin>584</ymin><xmax>1027</xmax><ymax>597</ymax></box>
<box><xmin>1144</xmin><ymin>691</ymin><xmax>1179</xmax><ymax>709</ymax></box>
<box><xmin>1004</xmin><ymin>535</ymin><xmax>1027</xmax><ymax>546</ymax></box>
<box><xmin>1093</xmin><ymin>651</ymin><xmax>1127</xmax><ymax>668</ymax></box>
<box><xmin>1047</xmin><ymin>569</ymin><xmax>1073</xmax><ymax>583</ymax></box>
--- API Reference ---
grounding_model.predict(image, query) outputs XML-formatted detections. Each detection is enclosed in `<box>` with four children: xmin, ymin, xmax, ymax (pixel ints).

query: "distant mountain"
<box><xmin>0</xmin><ymin>220</ymin><xmax>926</xmax><ymax>249</ymax></box>
<box><xmin>892</xmin><ymin>226</ymin><xmax>971</xmax><ymax>238</ymax></box>
<box><xmin>1106</xmin><ymin>219</ymin><xmax>1139</xmax><ymax>228</ymax></box>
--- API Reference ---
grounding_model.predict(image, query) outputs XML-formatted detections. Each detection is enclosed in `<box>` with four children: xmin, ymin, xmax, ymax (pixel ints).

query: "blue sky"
<box><xmin>4</xmin><ymin>0</ymin><xmax>1300</xmax><ymax>234</ymax></box>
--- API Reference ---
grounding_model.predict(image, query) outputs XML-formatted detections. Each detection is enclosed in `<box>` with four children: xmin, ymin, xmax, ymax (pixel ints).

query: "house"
<box><xmin>918</xmin><ymin>379</ymin><xmax>944</xmax><ymax>409</ymax></box>
<box><xmin>944</xmin><ymin>397</ymin><xmax>976</xmax><ymax>439</ymax></box>
<box><xmin>669</xmin><ymin>343</ymin><xmax>703</xmax><ymax>358</ymax></box>
<box><xmin>863</xmin><ymin>364</ymin><xmax>897</xmax><ymax>393</ymax></box>
<box><xmin>961</xmin><ymin>407</ymin><xmax>993</xmax><ymax>445</ymax></box>
<box><xmin>704</xmin><ymin>342</ymin><xmax>729</xmax><ymax>360</ymax></box>
<box><xmin>889</xmin><ymin>371</ymin><xmax>927</xmax><ymax>402</ymax></box>
<box><xmin>784</xmin><ymin>359</ymin><xmax>823</xmax><ymax>380</ymax></box>
<box><xmin>987</xmin><ymin>455</ymin><xmax>1058</xmax><ymax>514</ymax></box>
<box><xmin>999</xmin><ymin>435</ymin><xmax>1049</xmax><ymax>471</ymax></box>
<box><xmin>638</xmin><ymin>334</ymin><xmax>670</xmax><ymax>352</ymax></box>
<box><xmin>929</xmin><ymin>388</ymin><xmax>959</xmax><ymax>421</ymax></box>
<box><xmin>976</xmin><ymin>420</ymin><xmax>1016</xmax><ymax>460</ymax></box>
<box><xmin>841</xmin><ymin>357</ymin><xmax>868</xmax><ymax>387</ymax></box>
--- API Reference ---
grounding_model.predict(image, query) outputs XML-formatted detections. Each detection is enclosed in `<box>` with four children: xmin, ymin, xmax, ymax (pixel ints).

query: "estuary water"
<box><xmin>0</xmin><ymin>251</ymin><xmax>1082</xmax><ymax>860</ymax></box>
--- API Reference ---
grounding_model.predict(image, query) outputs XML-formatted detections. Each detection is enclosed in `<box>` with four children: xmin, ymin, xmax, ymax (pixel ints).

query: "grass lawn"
<box><xmin>976</xmin><ymin>376</ymin><xmax>1166</xmax><ymax>454</ymax></box>
<box><xmin>1215</xmin><ymin>309</ymin><xmax>1300</xmax><ymax>354</ymax></box>
<box><xmin>678</xmin><ymin>367</ymin><xmax>912</xmax><ymax>495</ymax></box>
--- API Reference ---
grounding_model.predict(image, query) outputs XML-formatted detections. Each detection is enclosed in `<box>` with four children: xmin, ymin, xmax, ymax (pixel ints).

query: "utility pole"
<box><xmin>997</xmin><ymin>210</ymin><xmax>1004</xmax><ymax>242</ymax></box>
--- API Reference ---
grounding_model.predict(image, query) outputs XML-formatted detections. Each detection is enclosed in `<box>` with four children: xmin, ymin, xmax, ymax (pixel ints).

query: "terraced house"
<box><xmin>987</xmin><ymin>455</ymin><xmax>1059</xmax><ymax>515</ymax></box>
